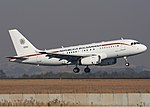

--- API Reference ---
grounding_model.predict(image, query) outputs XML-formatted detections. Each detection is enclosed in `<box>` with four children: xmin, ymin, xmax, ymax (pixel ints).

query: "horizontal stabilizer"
<box><xmin>6</xmin><ymin>56</ymin><xmax>28</xmax><ymax>60</ymax></box>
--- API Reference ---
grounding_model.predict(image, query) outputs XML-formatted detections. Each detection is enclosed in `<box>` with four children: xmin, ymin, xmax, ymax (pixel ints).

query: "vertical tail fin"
<box><xmin>9</xmin><ymin>29</ymin><xmax>39</xmax><ymax>56</ymax></box>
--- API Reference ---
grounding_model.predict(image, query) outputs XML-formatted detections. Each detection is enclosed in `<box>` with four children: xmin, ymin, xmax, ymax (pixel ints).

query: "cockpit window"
<box><xmin>131</xmin><ymin>42</ymin><xmax>140</xmax><ymax>45</ymax></box>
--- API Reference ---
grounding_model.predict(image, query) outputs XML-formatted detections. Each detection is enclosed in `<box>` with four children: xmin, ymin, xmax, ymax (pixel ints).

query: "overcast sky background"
<box><xmin>0</xmin><ymin>0</ymin><xmax>149</xmax><ymax>69</ymax></box>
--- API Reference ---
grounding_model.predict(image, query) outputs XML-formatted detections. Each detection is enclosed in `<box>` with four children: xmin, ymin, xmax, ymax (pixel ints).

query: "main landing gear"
<box><xmin>84</xmin><ymin>66</ymin><xmax>90</xmax><ymax>73</ymax></box>
<box><xmin>124</xmin><ymin>56</ymin><xmax>130</xmax><ymax>66</ymax></box>
<box><xmin>73</xmin><ymin>67</ymin><xmax>80</xmax><ymax>73</ymax></box>
<box><xmin>73</xmin><ymin>66</ymin><xmax>91</xmax><ymax>73</ymax></box>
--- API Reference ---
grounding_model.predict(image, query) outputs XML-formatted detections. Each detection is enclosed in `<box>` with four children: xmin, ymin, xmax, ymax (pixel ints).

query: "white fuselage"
<box><xmin>11</xmin><ymin>39</ymin><xmax>147</xmax><ymax>66</ymax></box>
<box><xmin>7</xmin><ymin>29</ymin><xmax>147</xmax><ymax>73</ymax></box>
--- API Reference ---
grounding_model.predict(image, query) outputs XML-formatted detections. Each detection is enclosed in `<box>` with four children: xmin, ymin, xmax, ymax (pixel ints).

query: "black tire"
<box><xmin>84</xmin><ymin>67</ymin><xmax>90</xmax><ymax>73</ymax></box>
<box><xmin>73</xmin><ymin>67</ymin><xmax>80</xmax><ymax>73</ymax></box>
<box><xmin>125</xmin><ymin>62</ymin><xmax>130</xmax><ymax>66</ymax></box>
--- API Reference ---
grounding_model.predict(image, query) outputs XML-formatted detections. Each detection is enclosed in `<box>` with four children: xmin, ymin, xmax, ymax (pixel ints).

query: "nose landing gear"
<box><xmin>124</xmin><ymin>56</ymin><xmax>130</xmax><ymax>66</ymax></box>
<box><xmin>125</xmin><ymin>62</ymin><xmax>130</xmax><ymax>66</ymax></box>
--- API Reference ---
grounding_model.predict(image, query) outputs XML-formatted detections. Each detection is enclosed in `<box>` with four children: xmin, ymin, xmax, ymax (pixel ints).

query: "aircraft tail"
<box><xmin>8</xmin><ymin>29</ymin><xmax>39</xmax><ymax>56</ymax></box>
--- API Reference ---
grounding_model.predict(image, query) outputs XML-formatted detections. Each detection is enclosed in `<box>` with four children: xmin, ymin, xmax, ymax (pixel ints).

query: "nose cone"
<box><xmin>142</xmin><ymin>45</ymin><xmax>147</xmax><ymax>52</ymax></box>
<box><xmin>140</xmin><ymin>44</ymin><xmax>147</xmax><ymax>53</ymax></box>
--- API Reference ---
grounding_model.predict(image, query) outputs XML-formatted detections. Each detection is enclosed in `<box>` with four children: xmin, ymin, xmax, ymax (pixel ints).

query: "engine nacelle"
<box><xmin>99</xmin><ymin>58</ymin><xmax>117</xmax><ymax>66</ymax></box>
<box><xmin>80</xmin><ymin>56</ymin><xmax>101</xmax><ymax>65</ymax></box>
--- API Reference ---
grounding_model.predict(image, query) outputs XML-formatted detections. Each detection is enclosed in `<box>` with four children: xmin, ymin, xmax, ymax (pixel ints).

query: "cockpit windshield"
<box><xmin>131</xmin><ymin>42</ymin><xmax>140</xmax><ymax>45</ymax></box>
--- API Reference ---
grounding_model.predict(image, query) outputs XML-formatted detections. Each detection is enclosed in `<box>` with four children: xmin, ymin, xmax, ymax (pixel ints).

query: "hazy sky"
<box><xmin>0</xmin><ymin>0</ymin><xmax>150</xmax><ymax>68</ymax></box>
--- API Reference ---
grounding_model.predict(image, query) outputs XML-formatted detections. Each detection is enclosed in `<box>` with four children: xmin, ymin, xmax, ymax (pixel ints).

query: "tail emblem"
<box><xmin>20</xmin><ymin>38</ymin><xmax>25</xmax><ymax>45</ymax></box>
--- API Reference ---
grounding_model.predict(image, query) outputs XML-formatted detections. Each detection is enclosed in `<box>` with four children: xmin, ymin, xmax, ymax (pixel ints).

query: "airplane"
<box><xmin>6</xmin><ymin>29</ymin><xmax>147</xmax><ymax>73</ymax></box>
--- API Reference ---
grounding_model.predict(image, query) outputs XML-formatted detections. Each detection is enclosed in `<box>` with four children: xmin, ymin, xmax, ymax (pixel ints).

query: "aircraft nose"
<box><xmin>140</xmin><ymin>44</ymin><xmax>147</xmax><ymax>52</ymax></box>
<box><xmin>143</xmin><ymin>45</ymin><xmax>147</xmax><ymax>51</ymax></box>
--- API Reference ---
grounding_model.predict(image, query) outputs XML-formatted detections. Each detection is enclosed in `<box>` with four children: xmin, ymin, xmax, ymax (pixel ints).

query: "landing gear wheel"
<box><xmin>124</xmin><ymin>56</ymin><xmax>130</xmax><ymax>67</ymax></box>
<box><xmin>84</xmin><ymin>66</ymin><xmax>91</xmax><ymax>73</ymax></box>
<box><xmin>125</xmin><ymin>62</ymin><xmax>130</xmax><ymax>66</ymax></box>
<box><xmin>73</xmin><ymin>67</ymin><xmax>80</xmax><ymax>73</ymax></box>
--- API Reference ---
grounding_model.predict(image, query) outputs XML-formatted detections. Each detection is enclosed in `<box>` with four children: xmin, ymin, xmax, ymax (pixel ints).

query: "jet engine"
<box><xmin>99</xmin><ymin>58</ymin><xmax>117</xmax><ymax>66</ymax></box>
<box><xmin>80</xmin><ymin>55</ymin><xmax>101</xmax><ymax>65</ymax></box>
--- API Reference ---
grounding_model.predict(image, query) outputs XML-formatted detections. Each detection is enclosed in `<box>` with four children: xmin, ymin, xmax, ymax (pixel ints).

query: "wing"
<box><xmin>39</xmin><ymin>52</ymin><xmax>93</xmax><ymax>63</ymax></box>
